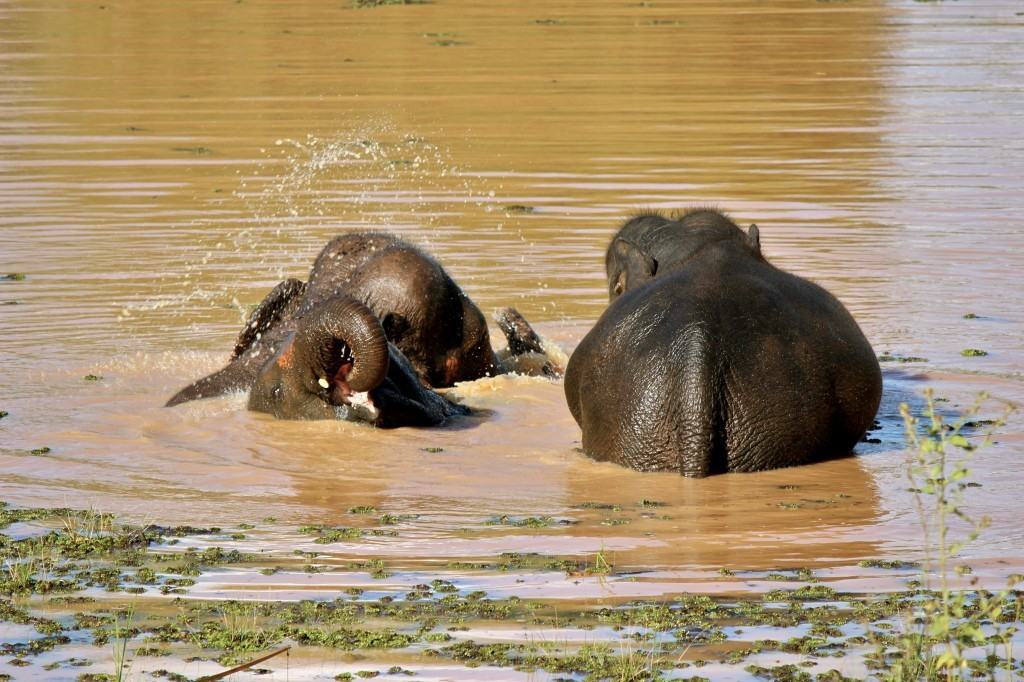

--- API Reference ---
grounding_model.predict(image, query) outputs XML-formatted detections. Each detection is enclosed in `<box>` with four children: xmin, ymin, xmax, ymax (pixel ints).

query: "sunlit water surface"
<box><xmin>2</xmin><ymin>0</ymin><xmax>1024</xmax><ymax>678</ymax></box>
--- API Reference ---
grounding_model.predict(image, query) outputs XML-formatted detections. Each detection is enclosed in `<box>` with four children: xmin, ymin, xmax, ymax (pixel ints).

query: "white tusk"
<box><xmin>348</xmin><ymin>391</ymin><xmax>379</xmax><ymax>420</ymax></box>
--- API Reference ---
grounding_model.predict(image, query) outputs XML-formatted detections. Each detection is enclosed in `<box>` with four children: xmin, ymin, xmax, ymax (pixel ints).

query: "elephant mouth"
<box><xmin>334</xmin><ymin>390</ymin><xmax>379</xmax><ymax>422</ymax></box>
<box><xmin>320</xmin><ymin>343</ymin><xmax>358</xmax><ymax>398</ymax></box>
<box><xmin>329</xmin><ymin>357</ymin><xmax>355</xmax><ymax>396</ymax></box>
<box><xmin>344</xmin><ymin>390</ymin><xmax>379</xmax><ymax>422</ymax></box>
<box><xmin>327</xmin><ymin>357</ymin><xmax>380</xmax><ymax>421</ymax></box>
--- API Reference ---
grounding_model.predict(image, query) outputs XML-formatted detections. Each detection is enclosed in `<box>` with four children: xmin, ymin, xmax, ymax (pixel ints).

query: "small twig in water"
<box><xmin>197</xmin><ymin>645</ymin><xmax>291</xmax><ymax>681</ymax></box>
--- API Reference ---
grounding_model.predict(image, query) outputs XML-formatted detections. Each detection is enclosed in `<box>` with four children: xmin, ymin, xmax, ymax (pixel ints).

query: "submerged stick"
<box><xmin>197</xmin><ymin>646</ymin><xmax>291</xmax><ymax>681</ymax></box>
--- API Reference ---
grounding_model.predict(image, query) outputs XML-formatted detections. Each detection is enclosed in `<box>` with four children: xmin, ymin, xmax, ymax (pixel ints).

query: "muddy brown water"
<box><xmin>2</xmin><ymin>0</ymin><xmax>1024</xmax><ymax>632</ymax></box>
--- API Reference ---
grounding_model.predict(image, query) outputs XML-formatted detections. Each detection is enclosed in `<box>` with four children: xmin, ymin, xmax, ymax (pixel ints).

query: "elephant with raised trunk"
<box><xmin>167</xmin><ymin>232</ymin><xmax>558</xmax><ymax>427</ymax></box>
<box><xmin>564</xmin><ymin>209</ymin><xmax>882</xmax><ymax>475</ymax></box>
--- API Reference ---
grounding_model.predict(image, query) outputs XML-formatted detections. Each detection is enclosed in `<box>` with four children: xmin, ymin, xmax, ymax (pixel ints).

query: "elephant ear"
<box><xmin>747</xmin><ymin>224</ymin><xmax>761</xmax><ymax>253</ymax></box>
<box><xmin>232</xmin><ymin>279</ymin><xmax>307</xmax><ymax>359</ymax></box>
<box><xmin>165</xmin><ymin>361</ymin><xmax>255</xmax><ymax>407</ymax></box>
<box><xmin>610</xmin><ymin>238</ymin><xmax>657</xmax><ymax>296</ymax></box>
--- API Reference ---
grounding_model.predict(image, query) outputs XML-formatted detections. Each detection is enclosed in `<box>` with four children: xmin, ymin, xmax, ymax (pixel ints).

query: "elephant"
<box><xmin>564</xmin><ymin>208</ymin><xmax>882</xmax><ymax>476</ymax></box>
<box><xmin>166</xmin><ymin>232</ymin><xmax>559</xmax><ymax>426</ymax></box>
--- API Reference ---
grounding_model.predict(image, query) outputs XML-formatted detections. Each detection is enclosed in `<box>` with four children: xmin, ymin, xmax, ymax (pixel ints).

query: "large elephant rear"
<box><xmin>565</xmin><ymin>248</ymin><xmax>881</xmax><ymax>476</ymax></box>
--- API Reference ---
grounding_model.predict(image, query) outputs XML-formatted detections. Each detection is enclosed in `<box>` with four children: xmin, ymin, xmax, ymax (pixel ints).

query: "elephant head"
<box><xmin>167</xmin><ymin>286</ymin><xmax>467</xmax><ymax>428</ymax></box>
<box><xmin>605</xmin><ymin>210</ymin><xmax>763</xmax><ymax>302</ymax></box>
<box><xmin>248</xmin><ymin>296</ymin><xmax>390</xmax><ymax>421</ymax></box>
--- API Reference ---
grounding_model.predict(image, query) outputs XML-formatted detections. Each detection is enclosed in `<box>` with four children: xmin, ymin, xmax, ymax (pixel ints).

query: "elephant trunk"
<box><xmin>297</xmin><ymin>296</ymin><xmax>389</xmax><ymax>393</ymax></box>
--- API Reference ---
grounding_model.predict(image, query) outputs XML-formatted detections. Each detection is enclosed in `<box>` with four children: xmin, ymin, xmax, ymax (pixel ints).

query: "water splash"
<box><xmin>232</xmin><ymin>123</ymin><xmax>485</xmax><ymax>265</ymax></box>
<box><xmin>124</xmin><ymin>122</ymin><xmax>487</xmax><ymax>328</ymax></box>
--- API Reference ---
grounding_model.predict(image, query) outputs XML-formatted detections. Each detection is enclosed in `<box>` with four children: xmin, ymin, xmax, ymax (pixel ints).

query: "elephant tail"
<box><xmin>671</xmin><ymin>325</ymin><xmax>729</xmax><ymax>477</ymax></box>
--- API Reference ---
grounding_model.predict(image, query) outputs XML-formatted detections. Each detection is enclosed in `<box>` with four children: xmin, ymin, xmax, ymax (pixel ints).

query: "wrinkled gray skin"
<box><xmin>298</xmin><ymin>232</ymin><xmax>554</xmax><ymax>387</ymax></box>
<box><xmin>166</xmin><ymin>232</ymin><xmax>553</xmax><ymax>426</ymax></box>
<box><xmin>564</xmin><ymin>209</ymin><xmax>882</xmax><ymax>476</ymax></box>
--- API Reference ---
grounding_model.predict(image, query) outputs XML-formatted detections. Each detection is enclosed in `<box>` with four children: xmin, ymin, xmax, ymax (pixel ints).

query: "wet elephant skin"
<box><xmin>166</xmin><ymin>232</ymin><xmax>553</xmax><ymax>427</ymax></box>
<box><xmin>564</xmin><ymin>209</ymin><xmax>883</xmax><ymax>476</ymax></box>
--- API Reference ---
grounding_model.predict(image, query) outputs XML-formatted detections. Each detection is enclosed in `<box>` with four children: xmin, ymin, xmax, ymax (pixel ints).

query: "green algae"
<box><xmin>575</xmin><ymin>501</ymin><xmax>623</xmax><ymax>511</ymax></box>
<box><xmin>353</xmin><ymin>0</ymin><xmax>427</xmax><ymax>6</ymax></box>
<box><xmin>299</xmin><ymin>524</ymin><xmax>365</xmax><ymax>543</ymax></box>
<box><xmin>447</xmin><ymin>551</ymin><xmax>582</xmax><ymax>573</ymax></box>
<box><xmin>877</xmin><ymin>353</ymin><xmax>929</xmax><ymax>363</ymax></box>
<box><xmin>857</xmin><ymin>559</ymin><xmax>920</xmax><ymax>570</ymax></box>
<box><xmin>765</xmin><ymin>585</ymin><xmax>837</xmax><ymax>602</ymax></box>
<box><xmin>0</xmin><ymin>502</ymin><xmax>1021</xmax><ymax>679</ymax></box>
<box><xmin>380</xmin><ymin>513</ymin><xmax>418</xmax><ymax>525</ymax></box>
<box><xmin>485</xmin><ymin>515</ymin><xmax>572</xmax><ymax>528</ymax></box>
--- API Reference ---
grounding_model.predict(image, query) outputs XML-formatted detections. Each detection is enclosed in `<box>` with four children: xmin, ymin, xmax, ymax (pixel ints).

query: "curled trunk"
<box><xmin>296</xmin><ymin>296</ymin><xmax>389</xmax><ymax>393</ymax></box>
